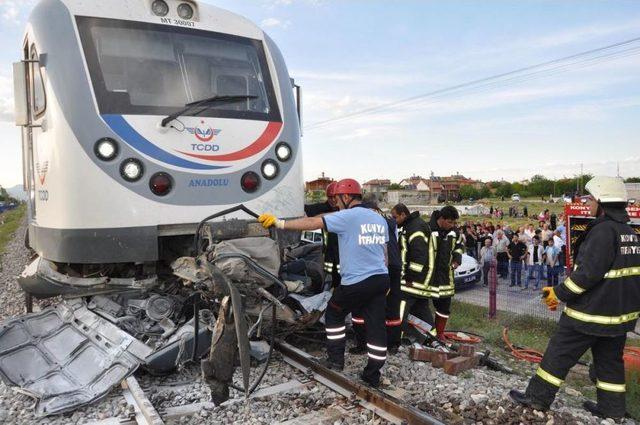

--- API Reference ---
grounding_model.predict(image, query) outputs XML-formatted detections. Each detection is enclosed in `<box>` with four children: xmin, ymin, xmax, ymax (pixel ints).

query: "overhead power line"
<box><xmin>304</xmin><ymin>36</ymin><xmax>640</xmax><ymax>131</ymax></box>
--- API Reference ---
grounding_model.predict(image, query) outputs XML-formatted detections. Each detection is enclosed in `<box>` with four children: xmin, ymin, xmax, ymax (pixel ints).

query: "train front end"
<box><xmin>16</xmin><ymin>0</ymin><xmax>303</xmax><ymax>277</ymax></box>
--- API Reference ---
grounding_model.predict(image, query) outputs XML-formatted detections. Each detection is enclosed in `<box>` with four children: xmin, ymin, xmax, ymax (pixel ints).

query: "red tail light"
<box><xmin>241</xmin><ymin>172</ymin><xmax>260</xmax><ymax>193</ymax></box>
<box><xmin>150</xmin><ymin>173</ymin><xmax>173</xmax><ymax>196</ymax></box>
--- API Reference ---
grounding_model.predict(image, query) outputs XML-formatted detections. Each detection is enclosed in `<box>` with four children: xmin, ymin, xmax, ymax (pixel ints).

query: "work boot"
<box><xmin>360</xmin><ymin>373</ymin><xmax>380</xmax><ymax>388</ymax></box>
<box><xmin>582</xmin><ymin>400</ymin><xmax>625</xmax><ymax>422</ymax></box>
<box><xmin>388</xmin><ymin>345</ymin><xmax>400</xmax><ymax>355</ymax></box>
<box><xmin>509</xmin><ymin>390</ymin><xmax>549</xmax><ymax>411</ymax></box>
<box><xmin>319</xmin><ymin>358</ymin><xmax>344</xmax><ymax>371</ymax></box>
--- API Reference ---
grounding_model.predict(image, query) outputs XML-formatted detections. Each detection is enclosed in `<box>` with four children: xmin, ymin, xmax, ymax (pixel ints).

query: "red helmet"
<box><xmin>334</xmin><ymin>178</ymin><xmax>362</xmax><ymax>196</ymax></box>
<box><xmin>326</xmin><ymin>181</ymin><xmax>338</xmax><ymax>197</ymax></box>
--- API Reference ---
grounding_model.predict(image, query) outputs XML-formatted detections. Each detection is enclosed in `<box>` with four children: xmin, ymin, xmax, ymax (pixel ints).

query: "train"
<box><xmin>13</xmin><ymin>0</ymin><xmax>304</xmax><ymax>294</ymax></box>
<box><xmin>3</xmin><ymin>0</ymin><xmax>310</xmax><ymax>416</ymax></box>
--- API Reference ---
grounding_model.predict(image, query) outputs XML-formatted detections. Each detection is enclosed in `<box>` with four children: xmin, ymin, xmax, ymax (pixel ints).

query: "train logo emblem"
<box><xmin>36</xmin><ymin>161</ymin><xmax>49</xmax><ymax>185</ymax></box>
<box><xmin>186</xmin><ymin>121</ymin><xmax>221</xmax><ymax>142</ymax></box>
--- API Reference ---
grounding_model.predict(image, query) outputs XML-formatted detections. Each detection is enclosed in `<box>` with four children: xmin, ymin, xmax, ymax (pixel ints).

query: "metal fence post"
<box><xmin>489</xmin><ymin>259</ymin><xmax>497</xmax><ymax>319</ymax></box>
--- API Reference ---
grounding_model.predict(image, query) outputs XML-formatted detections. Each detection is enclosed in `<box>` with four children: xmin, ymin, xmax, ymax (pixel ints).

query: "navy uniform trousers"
<box><xmin>526</xmin><ymin>323</ymin><xmax>627</xmax><ymax>417</ymax></box>
<box><xmin>325</xmin><ymin>274</ymin><xmax>389</xmax><ymax>384</ymax></box>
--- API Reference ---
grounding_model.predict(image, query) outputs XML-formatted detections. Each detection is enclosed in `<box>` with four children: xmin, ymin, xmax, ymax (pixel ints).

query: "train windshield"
<box><xmin>77</xmin><ymin>17</ymin><xmax>281</xmax><ymax>122</ymax></box>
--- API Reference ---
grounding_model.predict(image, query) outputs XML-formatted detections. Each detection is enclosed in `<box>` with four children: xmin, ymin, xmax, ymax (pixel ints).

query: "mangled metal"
<box><xmin>2</xmin><ymin>225</ymin><xmax>330</xmax><ymax>417</ymax></box>
<box><xmin>0</xmin><ymin>299</ymin><xmax>149</xmax><ymax>416</ymax></box>
<box><xmin>18</xmin><ymin>257</ymin><xmax>158</xmax><ymax>298</ymax></box>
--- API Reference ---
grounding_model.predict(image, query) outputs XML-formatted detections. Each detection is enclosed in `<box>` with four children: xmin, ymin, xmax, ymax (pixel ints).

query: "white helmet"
<box><xmin>585</xmin><ymin>176</ymin><xmax>628</xmax><ymax>203</ymax></box>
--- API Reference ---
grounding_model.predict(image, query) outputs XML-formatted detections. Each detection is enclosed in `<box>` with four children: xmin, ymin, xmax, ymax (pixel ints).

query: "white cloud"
<box><xmin>1</xmin><ymin>0</ymin><xmax>35</xmax><ymax>23</ymax></box>
<box><xmin>260</xmin><ymin>17</ymin><xmax>290</xmax><ymax>29</ymax></box>
<box><xmin>0</xmin><ymin>74</ymin><xmax>14</xmax><ymax>123</ymax></box>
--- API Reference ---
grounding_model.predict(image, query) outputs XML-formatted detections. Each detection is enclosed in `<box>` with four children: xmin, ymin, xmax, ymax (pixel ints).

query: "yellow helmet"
<box><xmin>585</xmin><ymin>176</ymin><xmax>628</xmax><ymax>203</ymax></box>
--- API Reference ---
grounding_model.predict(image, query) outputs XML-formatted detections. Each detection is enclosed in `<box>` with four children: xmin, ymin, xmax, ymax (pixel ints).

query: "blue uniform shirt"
<box><xmin>323</xmin><ymin>206</ymin><xmax>389</xmax><ymax>285</ymax></box>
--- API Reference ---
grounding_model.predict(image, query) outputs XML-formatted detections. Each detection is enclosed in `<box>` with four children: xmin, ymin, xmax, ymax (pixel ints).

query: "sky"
<box><xmin>1</xmin><ymin>0</ymin><xmax>639</xmax><ymax>189</ymax></box>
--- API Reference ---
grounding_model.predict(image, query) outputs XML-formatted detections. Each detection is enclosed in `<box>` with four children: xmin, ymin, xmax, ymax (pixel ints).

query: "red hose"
<box><xmin>443</xmin><ymin>331</ymin><xmax>482</xmax><ymax>344</ymax></box>
<box><xmin>503</xmin><ymin>327</ymin><xmax>543</xmax><ymax>363</ymax></box>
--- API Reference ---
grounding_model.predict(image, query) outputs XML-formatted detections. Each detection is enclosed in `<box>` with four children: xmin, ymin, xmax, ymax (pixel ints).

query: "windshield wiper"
<box><xmin>161</xmin><ymin>94</ymin><xmax>258</xmax><ymax>127</ymax></box>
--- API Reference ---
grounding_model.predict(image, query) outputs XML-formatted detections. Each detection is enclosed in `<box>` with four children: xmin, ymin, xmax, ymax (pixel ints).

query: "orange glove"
<box><xmin>541</xmin><ymin>287</ymin><xmax>559</xmax><ymax>311</ymax></box>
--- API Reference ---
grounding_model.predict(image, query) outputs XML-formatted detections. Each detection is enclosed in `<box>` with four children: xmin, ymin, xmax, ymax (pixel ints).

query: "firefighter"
<box><xmin>259</xmin><ymin>179</ymin><xmax>390</xmax><ymax>387</ymax></box>
<box><xmin>510</xmin><ymin>176</ymin><xmax>640</xmax><ymax>420</ymax></box>
<box><xmin>351</xmin><ymin>194</ymin><xmax>403</xmax><ymax>355</ymax></box>
<box><xmin>392</xmin><ymin>204</ymin><xmax>463</xmax><ymax>341</ymax></box>
<box><xmin>304</xmin><ymin>182</ymin><xmax>341</xmax><ymax>290</ymax></box>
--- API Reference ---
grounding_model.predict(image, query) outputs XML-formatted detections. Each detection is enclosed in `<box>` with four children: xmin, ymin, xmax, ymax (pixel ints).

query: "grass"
<box><xmin>449</xmin><ymin>300</ymin><xmax>640</xmax><ymax>419</ymax></box>
<box><xmin>0</xmin><ymin>205</ymin><xmax>26</xmax><ymax>256</ymax></box>
<box><xmin>458</xmin><ymin>197</ymin><xmax>566</xmax><ymax>229</ymax></box>
<box><xmin>628</xmin><ymin>371</ymin><xmax>640</xmax><ymax>420</ymax></box>
<box><xmin>449</xmin><ymin>299</ymin><xmax>557</xmax><ymax>353</ymax></box>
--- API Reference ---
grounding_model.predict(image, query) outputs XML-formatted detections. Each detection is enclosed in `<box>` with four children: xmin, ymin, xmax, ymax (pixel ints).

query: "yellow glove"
<box><xmin>258</xmin><ymin>213</ymin><xmax>278</xmax><ymax>229</ymax></box>
<box><xmin>258</xmin><ymin>213</ymin><xmax>286</xmax><ymax>229</ymax></box>
<box><xmin>541</xmin><ymin>287</ymin><xmax>559</xmax><ymax>311</ymax></box>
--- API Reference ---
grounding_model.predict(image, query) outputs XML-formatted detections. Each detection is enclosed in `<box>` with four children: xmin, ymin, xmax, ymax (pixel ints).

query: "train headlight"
<box><xmin>241</xmin><ymin>172</ymin><xmax>260</xmax><ymax>193</ymax></box>
<box><xmin>275</xmin><ymin>142</ymin><xmax>292</xmax><ymax>162</ymax></box>
<box><xmin>94</xmin><ymin>138</ymin><xmax>118</xmax><ymax>161</ymax></box>
<box><xmin>150</xmin><ymin>172</ymin><xmax>173</xmax><ymax>196</ymax></box>
<box><xmin>151</xmin><ymin>0</ymin><xmax>169</xmax><ymax>16</ymax></box>
<box><xmin>261</xmin><ymin>160</ymin><xmax>279</xmax><ymax>180</ymax></box>
<box><xmin>177</xmin><ymin>3</ymin><xmax>194</xmax><ymax>19</ymax></box>
<box><xmin>120</xmin><ymin>159</ymin><xmax>144</xmax><ymax>182</ymax></box>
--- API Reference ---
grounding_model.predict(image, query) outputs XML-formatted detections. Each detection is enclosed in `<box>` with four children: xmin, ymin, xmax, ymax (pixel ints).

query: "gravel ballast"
<box><xmin>0</xmin><ymin>219</ymin><xmax>637</xmax><ymax>424</ymax></box>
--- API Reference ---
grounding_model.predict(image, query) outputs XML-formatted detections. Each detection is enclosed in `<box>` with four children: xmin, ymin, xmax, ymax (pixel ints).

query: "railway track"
<box><xmin>87</xmin><ymin>340</ymin><xmax>444</xmax><ymax>425</ymax></box>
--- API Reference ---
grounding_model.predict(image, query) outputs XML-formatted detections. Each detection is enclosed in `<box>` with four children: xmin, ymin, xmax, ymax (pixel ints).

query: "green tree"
<box><xmin>496</xmin><ymin>182</ymin><xmax>514</xmax><ymax>198</ymax></box>
<box><xmin>625</xmin><ymin>177</ymin><xmax>640</xmax><ymax>183</ymax></box>
<box><xmin>388</xmin><ymin>183</ymin><xmax>403</xmax><ymax>190</ymax></box>
<box><xmin>479</xmin><ymin>186</ymin><xmax>492</xmax><ymax>199</ymax></box>
<box><xmin>459</xmin><ymin>185</ymin><xmax>479</xmax><ymax>199</ymax></box>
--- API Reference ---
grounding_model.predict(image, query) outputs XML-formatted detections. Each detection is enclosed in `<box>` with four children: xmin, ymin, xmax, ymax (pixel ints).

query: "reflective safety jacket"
<box><xmin>555</xmin><ymin>209</ymin><xmax>640</xmax><ymax>336</ymax></box>
<box><xmin>398</xmin><ymin>212</ymin><xmax>464</xmax><ymax>299</ymax></box>
<box><xmin>304</xmin><ymin>201</ymin><xmax>340</xmax><ymax>275</ymax></box>
<box><xmin>322</xmin><ymin>229</ymin><xmax>340</xmax><ymax>274</ymax></box>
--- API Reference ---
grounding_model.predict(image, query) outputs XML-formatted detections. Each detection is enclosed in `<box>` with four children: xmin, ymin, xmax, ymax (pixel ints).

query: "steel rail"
<box><xmin>275</xmin><ymin>340</ymin><xmax>445</xmax><ymax>425</ymax></box>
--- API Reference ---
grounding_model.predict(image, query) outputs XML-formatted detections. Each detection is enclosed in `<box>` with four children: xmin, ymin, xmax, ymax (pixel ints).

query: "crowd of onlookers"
<box><xmin>459</xmin><ymin>210</ymin><xmax>566</xmax><ymax>291</ymax></box>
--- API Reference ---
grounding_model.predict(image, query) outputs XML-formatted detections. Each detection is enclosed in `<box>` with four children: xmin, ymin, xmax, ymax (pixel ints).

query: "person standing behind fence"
<box><xmin>525</xmin><ymin>236</ymin><xmax>544</xmax><ymax>290</ymax></box>
<box><xmin>464</xmin><ymin>226</ymin><xmax>478</xmax><ymax>259</ymax></box>
<box><xmin>544</xmin><ymin>238</ymin><xmax>560</xmax><ymax>286</ymax></box>
<box><xmin>480</xmin><ymin>238</ymin><xmax>496</xmax><ymax>287</ymax></box>
<box><xmin>493</xmin><ymin>230</ymin><xmax>509</xmax><ymax>279</ymax></box>
<box><xmin>508</xmin><ymin>234</ymin><xmax>527</xmax><ymax>287</ymax></box>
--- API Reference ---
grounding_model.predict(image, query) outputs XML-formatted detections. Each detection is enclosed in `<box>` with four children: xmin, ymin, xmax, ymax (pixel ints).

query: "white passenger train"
<box><xmin>14</xmin><ymin>0</ymin><xmax>304</xmax><ymax>293</ymax></box>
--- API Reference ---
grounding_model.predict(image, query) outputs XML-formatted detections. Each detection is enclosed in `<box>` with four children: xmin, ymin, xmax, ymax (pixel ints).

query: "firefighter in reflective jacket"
<box><xmin>392</xmin><ymin>204</ymin><xmax>463</xmax><ymax>341</ymax></box>
<box><xmin>304</xmin><ymin>182</ymin><xmax>341</xmax><ymax>289</ymax></box>
<box><xmin>510</xmin><ymin>176</ymin><xmax>640</xmax><ymax>420</ymax></box>
<box><xmin>259</xmin><ymin>179</ymin><xmax>390</xmax><ymax>387</ymax></box>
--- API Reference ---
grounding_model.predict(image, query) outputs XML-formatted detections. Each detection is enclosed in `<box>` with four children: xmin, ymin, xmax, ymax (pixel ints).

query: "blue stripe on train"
<box><xmin>102</xmin><ymin>115</ymin><xmax>227</xmax><ymax>171</ymax></box>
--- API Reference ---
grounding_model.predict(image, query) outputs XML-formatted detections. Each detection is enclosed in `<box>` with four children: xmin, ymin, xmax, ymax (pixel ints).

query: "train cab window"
<box><xmin>30</xmin><ymin>46</ymin><xmax>46</xmax><ymax>117</ymax></box>
<box><xmin>77</xmin><ymin>17</ymin><xmax>281</xmax><ymax>122</ymax></box>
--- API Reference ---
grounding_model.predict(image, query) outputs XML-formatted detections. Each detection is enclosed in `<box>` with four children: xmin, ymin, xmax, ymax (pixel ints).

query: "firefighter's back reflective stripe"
<box><xmin>536</xmin><ymin>367</ymin><xmax>564</xmax><ymax>387</ymax></box>
<box><xmin>596</xmin><ymin>380</ymin><xmax>626</xmax><ymax>393</ymax></box>
<box><xmin>564</xmin><ymin>307</ymin><xmax>640</xmax><ymax>325</ymax></box>
<box><xmin>604</xmin><ymin>267</ymin><xmax>640</xmax><ymax>279</ymax></box>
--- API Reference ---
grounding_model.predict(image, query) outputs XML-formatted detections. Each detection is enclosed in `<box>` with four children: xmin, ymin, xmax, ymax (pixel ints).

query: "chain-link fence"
<box><xmin>456</xmin><ymin>262</ymin><xmax>640</xmax><ymax>334</ymax></box>
<box><xmin>457</xmin><ymin>265</ymin><xmax>561</xmax><ymax>321</ymax></box>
